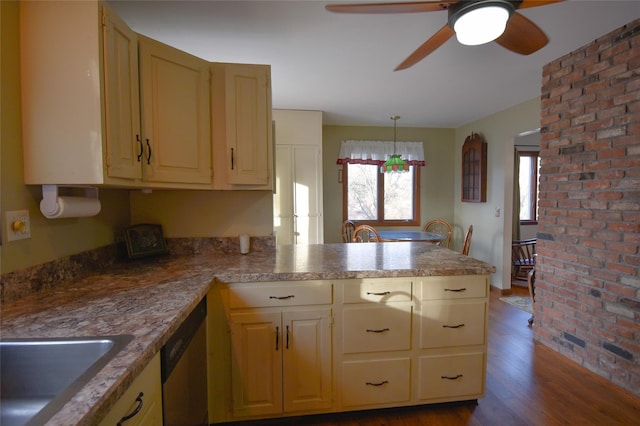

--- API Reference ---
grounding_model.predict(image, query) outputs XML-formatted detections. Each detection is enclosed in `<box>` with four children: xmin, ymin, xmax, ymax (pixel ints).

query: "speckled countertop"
<box><xmin>0</xmin><ymin>242</ymin><xmax>495</xmax><ymax>425</ymax></box>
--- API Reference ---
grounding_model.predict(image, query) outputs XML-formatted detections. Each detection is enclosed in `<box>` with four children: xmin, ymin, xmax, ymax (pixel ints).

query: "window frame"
<box><xmin>341</xmin><ymin>164</ymin><xmax>421</xmax><ymax>227</ymax></box>
<box><xmin>518</xmin><ymin>150</ymin><xmax>539</xmax><ymax>225</ymax></box>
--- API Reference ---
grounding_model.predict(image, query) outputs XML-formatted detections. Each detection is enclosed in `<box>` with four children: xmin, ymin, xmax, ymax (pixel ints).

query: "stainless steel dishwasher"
<box><xmin>161</xmin><ymin>297</ymin><xmax>208</xmax><ymax>425</ymax></box>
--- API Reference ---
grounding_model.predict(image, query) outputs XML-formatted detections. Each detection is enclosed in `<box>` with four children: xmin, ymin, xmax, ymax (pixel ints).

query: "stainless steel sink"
<box><xmin>0</xmin><ymin>335</ymin><xmax>133</xmax><ymax>426</ymax></box>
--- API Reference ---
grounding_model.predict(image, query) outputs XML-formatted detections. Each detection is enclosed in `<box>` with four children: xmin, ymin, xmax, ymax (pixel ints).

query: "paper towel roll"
<box><xmin>40</xmin><ymin>196</ymin><xmax>101</xmax><ymax>219</ymax></box>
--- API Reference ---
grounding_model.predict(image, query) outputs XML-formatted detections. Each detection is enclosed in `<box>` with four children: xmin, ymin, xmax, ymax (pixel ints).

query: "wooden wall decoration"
<box><xmin>461</xmin><ymin>132</ymin><xmax>487</xmax><ymax>203</ymax></box>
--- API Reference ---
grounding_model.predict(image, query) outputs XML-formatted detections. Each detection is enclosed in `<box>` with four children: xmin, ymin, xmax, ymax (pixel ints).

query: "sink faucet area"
<box><xmin>0</xmin><ymin>335</ymin><xmax>133</xmax><ymax>426</ymax></box>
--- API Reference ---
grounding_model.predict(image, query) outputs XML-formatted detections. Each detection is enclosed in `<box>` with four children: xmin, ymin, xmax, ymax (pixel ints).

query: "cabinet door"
<box><xmin>98</xmin><ymin>353</ymin><xmax>162</xmax><ymax>426</ymax></box>
<box><xmin>224</xmin><ymin>64</ymin><xmax>272</xmax><ymax>186</ymax></box>
<box><xmin>139</xmin><ymin>36</ymin><xmax>211</xmax><ymax>185</ymax></box>
<box><xmin>274</xmin><ymin>145</ymin><xmax>323</xmax><ymax>245</ymax></box>
<box><xmin>282</xmin><ymin>308</ymin><xmax>332</xmax><ymax>413</ymax></box>
<box><xmin>102</xmin><ymin>5</ymin><xmax>142</xmax><ymax>180</ymax></box>
<box><xmin>274</xmin><ymin>145</ymin><xmax>294</xmax><ymax>244</ymax></box>
<box><xmin>229</xmin><ymin>311</ymin><xmax>282</xmax><ymax>417</ymax></box>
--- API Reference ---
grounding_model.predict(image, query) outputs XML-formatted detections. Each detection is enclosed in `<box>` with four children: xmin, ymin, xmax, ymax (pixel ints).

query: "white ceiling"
<box><xmin>107</xmin><ymin>0</ymin><xmax>640</xmax><ymax>127</ymax></box>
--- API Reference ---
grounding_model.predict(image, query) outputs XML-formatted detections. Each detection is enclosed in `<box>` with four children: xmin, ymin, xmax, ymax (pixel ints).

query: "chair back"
<box><xmin>342</xmin><ymin>220</ymin><xmax>356</xmax><ymax>243</ymax></box>
<box><xmin>422</xmin><ymin>219</ymin><xmax>452</xmax><ymax>248</ymax></box>
<box><xmin>352</xmin><ymin>225</ymin><xmax>381</xmax><ymax>243</ymax></box>
<box><xmin>511</xmin><ymin>238</ymin><xmax>536</xmax><ymax>280</ymax></box>
<box><xmin>461</xmin><ymin>225</ymin><xmax>473</xmax><ymax>256</ymax></box>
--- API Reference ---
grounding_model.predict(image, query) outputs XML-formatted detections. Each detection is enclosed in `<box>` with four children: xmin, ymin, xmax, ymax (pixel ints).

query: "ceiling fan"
<box><xmin>325</xmin><ymin>0</ymin><xmax>566</xmax><ymax>71</ymax></box>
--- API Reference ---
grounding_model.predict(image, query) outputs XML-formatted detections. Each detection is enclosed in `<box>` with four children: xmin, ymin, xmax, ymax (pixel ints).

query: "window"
<box><xmin>518</xmin><ymin>151</ymin><xmax>539</xmax><ymax>224</ymax></box>
<box><xmin>342</xmin><ymin>164</ymin><xmax>420</xmax><ymax>226</ymax></box>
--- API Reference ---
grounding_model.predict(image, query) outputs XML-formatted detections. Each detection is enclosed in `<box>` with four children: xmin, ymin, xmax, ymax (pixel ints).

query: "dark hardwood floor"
<box><xmin>224</xmin><ymin>286</ymin><xmax>640</xmax><ymax>425</ymax></box>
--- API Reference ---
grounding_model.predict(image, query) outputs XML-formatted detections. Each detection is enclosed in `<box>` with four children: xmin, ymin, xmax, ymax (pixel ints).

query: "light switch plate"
<box><xmin>6</xmin><ymin>210</ymin><xmax>31</xmax><ymax>241</ymax></box>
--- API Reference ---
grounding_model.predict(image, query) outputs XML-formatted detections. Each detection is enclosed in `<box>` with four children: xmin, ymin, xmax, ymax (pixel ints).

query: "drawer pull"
<box><xmin>441</xmin><ymin>374</ymin><xmax>463</xmax><ymax>380</ymax></box>
<box><xmin>366</xmin><ymin>291</ymin><xmax>391</xmax><ymax>296</ymax></box>
<box><xmin>442</xmin><ymin>323</ymin><xmax>465</xmax><ymax>329</ymax></box>
<box><xmin>366</xmin><ymin>380</ymin><xmax>389</xmax><ymax>387</ymax></box>
<box><xmin>117</xmin><ymin>392</ymin><xmax>144</xmax><ymax>425</ymax></box>
<box><xmin>444</xmin><ymin>288</ymin><xmax>467</xmax><ymax>292</ymax></box>
<box><xmin>275</xmin><ymin>326</ymin><xmax>279</xmax><ymax>350</ymax></box>
<box><xmin>366</xmin><ymin>328</ymin><xmax>390</xmax><ymax>333</ymax></box>
<box><xmin>269</xmin><ymin>295</ymin><xmax>295</xmax><ymax>300</ymax></box>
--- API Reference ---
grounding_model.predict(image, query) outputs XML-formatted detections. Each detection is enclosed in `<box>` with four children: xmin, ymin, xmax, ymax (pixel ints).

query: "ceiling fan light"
<box><xmin>454</xmin><ymin>6</ymin><xmax>509</xmax><ymax>45</ymax></box>
<box><xmin>448</xmin><ymin>1</ymin><xmax>516</xmax><ymax>46</ymax></box>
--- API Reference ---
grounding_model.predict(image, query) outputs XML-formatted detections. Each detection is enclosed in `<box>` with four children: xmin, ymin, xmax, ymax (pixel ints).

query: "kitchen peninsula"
<box><xmin>1</xmin><ymin>241</ymin><xmax>495</xmax><ymax>425</ymax></box>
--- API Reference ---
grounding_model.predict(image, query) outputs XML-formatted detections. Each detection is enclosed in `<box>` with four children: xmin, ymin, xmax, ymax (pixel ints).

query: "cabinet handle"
<box><xmin>146</xmin><ymin>139</ymin><xmax>152</xmax><ymax>165</ymax></box>
<box><xmin>269</xmin><ymin>295</ymin><xmax>295</xmax><ymax>300</ymax></box>
<box><xmin>286</xmin><ymin>325</ymin><xmax>290</xmax><ymax>349</ymax></box>
<box><xmin>136</xmin><ymin>135</ymin><xmax>143</xmax><ymax>162</ymax></box>
<box><xmin>117</xmin><ymin>392</ymin><xmax>144</xmax><ymax>426</ymax></box>
<box><xmin>366</xmin><ymin>380</ymin><xmax>389</xmax><ymax>387</ymax></box>
<box><xmin>366</xmin><ymin>328</ymin><xmax>390</xmax><ymax>333</ymax></box>
<box><xmin>444</xmin><ymin>288</ymin><xmax>466</xmax><ymax>292</ymax></box>
<box><xmin>441</xmin><ymin>374</ymin><xmax>463</xmax><ymax>380</ymax></box>
<box><xmin>442</xmin><ymin>323</ymin><xmax>465</xmax><ymax>329</ymax></box>
<box><xmin>366</xmin><ymin>291</ymin><xmax>391</xmax><ymax>296</ymax></box>
<box><xmin>230</xmin><ymin>148</ymin><xmax>234</xmax><ymax>170</ymax></box>
<box><xmin>275</xmin><ymin>326</ymin><xmax>279</xmax><ymax>350</ymax></box>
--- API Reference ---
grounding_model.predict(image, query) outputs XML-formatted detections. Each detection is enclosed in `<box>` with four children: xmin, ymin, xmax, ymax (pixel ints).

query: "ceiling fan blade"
<box><xmin>325</xmin><ymin>1</ymin><xmax>457</xmax><ymax>14</ymax></box>
<box><xmin>395</xmin><ymin>24</ymin><xmax>455</xmax><ymax>71</ymax></box>
<box><xmin>495</xmin><ymin>12</ymin><xmax>548</xmax><ymax>55</ymax></box>
<box><xmin>518</xmin><ymin>0</ymin><xmax>566</xmax><ymax>9</ymax></box>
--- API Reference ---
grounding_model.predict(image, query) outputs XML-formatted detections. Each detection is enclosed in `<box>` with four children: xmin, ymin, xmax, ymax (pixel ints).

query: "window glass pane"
<box><xmin>519</xmin><ymin>157</ymin><xmax>532</xmax><ymax>221</ymax></box>
<box><xmin>347</xmin><ymin>164</ymin><xmax>378</xmax><ymax>220</ymax></box>
<box><xmin>384</xmin><ymin>167</ymin><xmax>414</xmax><ymax>220</ymax></box>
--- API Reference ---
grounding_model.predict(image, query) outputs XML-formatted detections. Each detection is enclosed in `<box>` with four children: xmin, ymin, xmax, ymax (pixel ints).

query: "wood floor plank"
<box><xmin>220</xmin><ymin>286</ymin><xmax>640</xmax><ymax>425</ymax></box>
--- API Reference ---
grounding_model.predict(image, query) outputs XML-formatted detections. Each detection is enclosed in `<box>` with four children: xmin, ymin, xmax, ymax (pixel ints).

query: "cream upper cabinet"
<box><xmin>138</xmin><ymin>35</ymin><xmax>212</xmax><ymax>185</ymax></box>
<box><xmin>102</xmin><ymin>4</ymin><xmax>142</xmax><ymax>181</ymax></box>
<box><xmin>273</xmin><ymin>110</ymin><xmax>324</xmax><ymax>245</ymax></box>
<box><xmin>211</xmin><ymin>63</ymin><xmax>273</xmax><ymax>190</ymax></box>
<box><xmin>20</xmin><ymin>2</ymin><xmax>211</xmax><ymax>188</ymax></box>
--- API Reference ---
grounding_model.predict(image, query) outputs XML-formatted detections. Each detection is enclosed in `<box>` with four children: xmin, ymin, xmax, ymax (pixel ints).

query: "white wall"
<box><xmin>454</xmin><ymin>98</ymin><xmax>541</xmax><ymax>290</ymax></box>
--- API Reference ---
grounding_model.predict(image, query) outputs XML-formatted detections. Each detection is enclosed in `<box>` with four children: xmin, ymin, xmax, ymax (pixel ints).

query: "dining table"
<box><xmin>377</xmin><ymin>231</ymin><xmax>445</xmax><ymax>243</ymax></box>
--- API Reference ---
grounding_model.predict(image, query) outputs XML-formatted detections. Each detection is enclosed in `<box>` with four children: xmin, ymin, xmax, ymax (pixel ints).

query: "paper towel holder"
<box><xmin>40</xmin><ymin>184</ymin><xmax>101</xmax><ymax>218</ymax></box>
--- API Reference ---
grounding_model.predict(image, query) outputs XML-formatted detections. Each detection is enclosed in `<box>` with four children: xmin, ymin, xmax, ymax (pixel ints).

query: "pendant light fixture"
<box><xmin>381</xmin><ymin>115</ymin><xmax>409</xmax><ymax>173</ymax></box>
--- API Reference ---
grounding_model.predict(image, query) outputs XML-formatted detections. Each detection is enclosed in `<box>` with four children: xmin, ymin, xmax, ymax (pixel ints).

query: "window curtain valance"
<box><xmin>336</xmin><ymin>140</ymin><xmax>425</xmax><ymax>166</ymax></box>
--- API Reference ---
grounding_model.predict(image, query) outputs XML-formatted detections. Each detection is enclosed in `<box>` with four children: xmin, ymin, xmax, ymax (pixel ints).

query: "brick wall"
<box><xmin>537</xmin><ymin>18</ymin><xmax>640</xmax><ymax>397</ymax></box>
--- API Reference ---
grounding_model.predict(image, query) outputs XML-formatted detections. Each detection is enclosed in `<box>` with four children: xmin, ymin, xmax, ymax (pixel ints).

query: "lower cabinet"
<box><xmin>229</xmin><ymin>308</ymin><xmax>332</xmax><ymax>417</ymax></box>
<box><xmin>208</xmin><ymin>275</ymin><xmax>489</xmax><ymax>423</ymax></box>
<box><xmin>209</xmin><ymin>281</ymin><xmax>333</xmax><ymax>422</ymax></box>
<box><xmin>99</xmin><ymin>353</ymin><xmax>162</xmax><ymax>426</ymax></box>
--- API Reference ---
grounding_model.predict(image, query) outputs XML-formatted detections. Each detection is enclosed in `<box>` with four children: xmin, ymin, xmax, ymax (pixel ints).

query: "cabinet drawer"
<box><xmin>341</xmin><ymin>358</ymin><xmax>411</xmax><ymax>407</ymax></box>
<box><xmin>227</xmin><ymin>281</ymin><xmax>332</xmax><ymax>308</ymax></box>
<box><xmin>418</xmin><ymin>352</ymin><xmax>485</xmax><ymax>400</ymax></box>
<box><xmin>99</xmin><ymin>353</ymin><xmax>162</xmax><ymax>426</ymax></box>
<box><xmin>421</xmin><ymin>276</ymin><xmax>487</xmax><ymax>300</ymax></box>
<box><xmin>342</xmin><ymin>279</ymin><xmax>412</xmax><ymax>303</ymax></box>
<box><xmin>343</xmin><ymin>304</ymin><xmax>412</xmax><ymax>353</ymax></box>
<box><xmin>420</xmin><ymin>301</ymin><xmax>486</xmax><ymax>348</ymax></box>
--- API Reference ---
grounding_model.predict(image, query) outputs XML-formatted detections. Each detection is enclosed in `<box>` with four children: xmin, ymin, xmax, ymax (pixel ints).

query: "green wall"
<box><xmin>322</xmin><ymin>125</ymin><xmax>455</xmax><ymax>244</ymax></box>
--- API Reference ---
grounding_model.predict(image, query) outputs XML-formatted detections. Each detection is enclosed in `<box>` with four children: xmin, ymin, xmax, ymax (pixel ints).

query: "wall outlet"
<box><xmin>6</xmin><ymin>210</ymin><xmax>31</xmax><ymax>241</ymax></box>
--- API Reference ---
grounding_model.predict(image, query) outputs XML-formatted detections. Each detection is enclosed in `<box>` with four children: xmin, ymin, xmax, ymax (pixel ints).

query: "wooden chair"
<box><xmin>527</xmin><ymin>268</ymin><xmax>536</xmax><ymax>326</ymax></box>
<box><xmin>422</xmin><ymin>219</ymin><xmax>452</xmax><ymax>248</ymax></box>
<box><xmin>511</xmin><ymin>238</ymin><xmax>536</xmax><ymax>281</ymax></box>
<box><xmin>461</xmin><ymin>225</ymin><xmax>473</xmax><ymax>256</ymax></box>
<box><xmin>342</xmin><ymin>220</ymin><xmax>356</xmax><ymax>243</ymax></box>
<box><xmin>352</xmin><ymin>225</ymin><xmax>381</xmax><ymax>243</ymax></box>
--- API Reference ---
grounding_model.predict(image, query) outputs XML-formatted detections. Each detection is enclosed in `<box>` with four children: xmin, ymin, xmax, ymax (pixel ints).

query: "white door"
<box><xmin>274</xmin><ymin>145</ymin><xmax>323</xmax><ymax>245</ymax></box>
